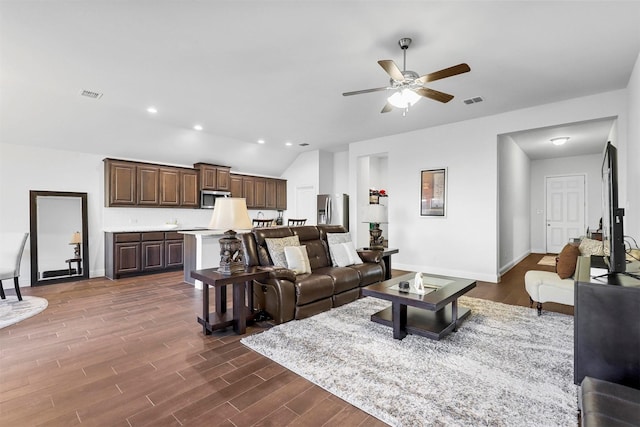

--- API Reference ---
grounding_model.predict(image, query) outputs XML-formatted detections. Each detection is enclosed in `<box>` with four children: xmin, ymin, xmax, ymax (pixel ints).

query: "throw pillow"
<box><xmin>284</xmin><ymin>245</ymin><xmax>311</xmax><ymax>275</ymax></box>
<box><xmin>265</xmin><ymin>235</ymin><xmax>300</xmax><ymax>268</ymax></box>
<box><xmin>327</xmin><ymin>232</ymin><xmax>355</xmax><ymax>266</ymax></box>
<box><xmin>556</xmin><ymin>244</ymin><xmax>580</xmax><ymax>279</ymax></box>
<box><xmin>579</xmin><ymin>238</ymin><xmax>605</xmax><ymax>256</ymax></box>
<box><xmin>329</xmin><ymin>241</ymin><xmax>363</xmax><ymax>267</ymax></box>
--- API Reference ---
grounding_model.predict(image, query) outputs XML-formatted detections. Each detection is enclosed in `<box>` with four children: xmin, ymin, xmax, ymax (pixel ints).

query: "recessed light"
<box><xmin>147</xmin><ymin>106</ymin><xmax>158</xmax><ymax>114</ymax></box>
<box><xmin>193</xmin><ymin>124</ymin><xmax>203</xmax><ymax>131</ymax></box>
<box><xmin>285</xmin><ymin>142</ymin><xmax>293</xmax><ymax>146</ymax></box>
<box><xmin>257</xmin><ymin>139</ymin><xmax>265</xmax><ymax>144</ymax></box>
<box><xmin>551</xmin><ymin>137</ymin><xmax>569</xmax><ymax>146</ymax></box>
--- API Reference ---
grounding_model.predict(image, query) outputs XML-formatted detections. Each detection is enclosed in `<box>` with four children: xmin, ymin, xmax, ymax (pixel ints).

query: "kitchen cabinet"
<box><xmin>104</xmin><ymin>159</ymin><xmax>199</xmax><ymax>208</ymax></box>
<box><xmin>276</xmin><ymin>179</ymin><xmax>287</xmax><ymax>210</ymax></box>
<box><xmin>243</xmin><ymin>176</ymin><xmax>255</xmax><ymax>207</ymax></box>
<box><xmin>105</xmin><ymin>160</ymin><xmax>137</xmax><ymax>206</ymax></box>
<box><xmin>254</xmin><ymin>177</ymin><xmax>266</xmax><ymax>208</ymax></box>
<box><xmin>194</xmin><ymin>163</ymin><xmax>231</xmax><ymax>191</ymax></box>
<box><xmin>159</xmin><ymin>168</ymin><xmax>180</xmax><ymax>206</ymax></box>
<box><xmin>265</xmin><ymin>179</ymin><xmax>277</xmax><ymax>209</ymax></box>
<box><xmin>137</xmin><ymin>165</ymin><xmax>160</xmax><ymax>205</ymax></box>
<box><xmin>229</xmin><ymin>174</ymin><xmax>243</xmax><ymax>198</ymax></box>
<box><xmin>180</xmin><ymin>170</ymin><xmax>199</xmax><ymax>207</ymax></box>
<box><xmin>105</xmin><ymin>231</ymin><xmax>184</xmax><ymax>279</ymax></box>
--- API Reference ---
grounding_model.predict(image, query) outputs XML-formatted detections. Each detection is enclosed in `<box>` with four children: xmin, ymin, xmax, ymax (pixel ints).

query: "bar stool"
<box><xmin>287</xmin><ymin>218</ymin><xmax>307</xmax><ymax>226</ymax></box>
<box><xmin>252</xmin><ymin>219</ymin><xmax>275</xmax><ymax>227</ymax></box>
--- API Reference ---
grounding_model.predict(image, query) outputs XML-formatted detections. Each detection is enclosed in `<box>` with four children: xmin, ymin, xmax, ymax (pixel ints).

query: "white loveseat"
<box><xmin>524</xmin><ymin>270</ymin><xmax>575</xmax><ymax>315</ymax></box>
<box><xmin>524</xmin><ymin>239</ymin><xmax>603</xmax><ymax>315</ymax></box>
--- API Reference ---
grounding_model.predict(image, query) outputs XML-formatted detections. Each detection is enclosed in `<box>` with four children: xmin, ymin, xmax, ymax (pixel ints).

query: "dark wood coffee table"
<box><xmin>362</xmin><ymin>272</ymin><xmax>476</xmax><ymax>340</ymax></box>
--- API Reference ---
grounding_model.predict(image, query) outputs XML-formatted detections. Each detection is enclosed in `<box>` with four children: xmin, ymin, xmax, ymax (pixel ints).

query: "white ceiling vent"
<box><xmin>463</xmin><ymin>96</ymin><xmax>484</xmax><ymax>105</ymax></box>
<box><xmin>80</xmin><ymin>89</ymin><xmax>103</xmax><ymax>99</ymax></box>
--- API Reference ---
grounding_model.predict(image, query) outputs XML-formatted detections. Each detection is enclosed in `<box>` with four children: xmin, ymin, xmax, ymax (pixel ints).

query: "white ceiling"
<box><xmin>1</xmin><ymin>1</ymin><xmax>639</xmax><ymax>176</ymax></box>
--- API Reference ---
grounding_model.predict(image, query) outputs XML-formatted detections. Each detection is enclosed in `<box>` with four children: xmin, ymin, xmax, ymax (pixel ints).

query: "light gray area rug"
<box><xmin>0</xmin><ymin>295</ymin><xmax>48</xmax><ymax>329</ymax></box>
<box><xmin>241</xmin><ymin>296</ymin><xmax>578</xmax><ymax>427</ymax></box>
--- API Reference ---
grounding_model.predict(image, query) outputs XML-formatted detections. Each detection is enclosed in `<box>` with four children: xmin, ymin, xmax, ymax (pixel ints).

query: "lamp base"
<box><xmin>217</xmin><ymin>230</ymin><xmax>245</xmax><ymax>275</ymax></box>
<box><xmin>369</xmin><ymin>224</ymin><xmax>385</xmax><ymax>250</ymax></box>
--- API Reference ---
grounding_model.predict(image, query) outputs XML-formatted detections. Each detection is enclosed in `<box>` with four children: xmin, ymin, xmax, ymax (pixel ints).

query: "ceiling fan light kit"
<box><xmin>343</xmin><ymin>37</ymin><xmax>471</xmax><ymax>116</ymax></box>
<box><xmin>551</xmin><ymin>137</ymin><xmax>570</xmax><ymax>146</ymax></box>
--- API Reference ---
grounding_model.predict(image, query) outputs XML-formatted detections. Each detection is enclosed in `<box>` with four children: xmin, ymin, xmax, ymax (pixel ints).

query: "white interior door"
<box><xmin>546</xmin><ymin>175</ymin><xmax>586</xmax><ymax>253</ymax></box>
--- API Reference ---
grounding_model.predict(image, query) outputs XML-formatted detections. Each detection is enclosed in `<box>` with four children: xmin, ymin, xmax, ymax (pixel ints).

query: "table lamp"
<box><xmin>208</xmin><ymin>197</ymin><xmax>253</xmax><ymax>275</ymax></box>
<box><xmin>69</xmin><ymin>231</ymin><xmax>82</xmax><ymax>258</ymax></box>
<box><xmin>363</xmin><ymin>204</ymin><xmax>388</xmax><ymax>250</ymax></box>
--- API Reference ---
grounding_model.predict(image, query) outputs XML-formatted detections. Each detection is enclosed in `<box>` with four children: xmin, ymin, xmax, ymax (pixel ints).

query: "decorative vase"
<box><xmin>413</xmin><ymin>272</ymin><xmax>426</xmax><ymax>295</ymax></box>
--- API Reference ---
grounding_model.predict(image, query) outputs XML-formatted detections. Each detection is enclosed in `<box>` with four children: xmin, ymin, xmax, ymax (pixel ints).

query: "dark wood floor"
<box><xmin>0</xmin><ymin>253</ymin><xmax>570</xmax><ymax>426</ymax></box>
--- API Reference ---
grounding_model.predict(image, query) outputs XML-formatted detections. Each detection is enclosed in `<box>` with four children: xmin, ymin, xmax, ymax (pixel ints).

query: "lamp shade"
<box><xmin>69</xmin><ymin>231</ymin><xmax>82</xmax><ymax>244</ymax></box>
<box><xmin>208</xmin><ymin>198</ymin><xmax>253</xmax><ymax>230</ymax></box>
<box><xmin>387</xmin><ymin>88</ymin><xmax>421</xmax><ymax>109</ymax></box>
<box><xmin>364</xmin><ymin>204</ymin><xmax>388</xmax><ymax>224</ymax></box>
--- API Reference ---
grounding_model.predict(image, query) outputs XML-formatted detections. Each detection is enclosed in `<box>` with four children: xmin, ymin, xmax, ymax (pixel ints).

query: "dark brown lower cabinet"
<box><xmin>106</xmin><ymin>231</ymin><xmax>184</xmax><ymax>279</ymax></box>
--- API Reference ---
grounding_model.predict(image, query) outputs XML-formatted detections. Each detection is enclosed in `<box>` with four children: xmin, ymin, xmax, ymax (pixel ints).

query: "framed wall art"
<box><xmin>420</xmin><ymin>168</ymin><xmax>447</xmax><ymax>217</ymax></box>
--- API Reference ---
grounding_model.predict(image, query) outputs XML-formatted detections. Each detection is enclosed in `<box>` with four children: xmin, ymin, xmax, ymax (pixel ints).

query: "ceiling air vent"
<box><xmin>299</xmin><ymin>143</ymin><xmax>309</xmax><ymax>147</ymax></box>
<box><xmin>80</xmin><ymin>89</ymin><xmax>103</xmax><ymax>99</ymax></box>
<box><xmin>463</xmin><ymin>96</ymin><xmax>484</xmax><ymax>105</ymax></box>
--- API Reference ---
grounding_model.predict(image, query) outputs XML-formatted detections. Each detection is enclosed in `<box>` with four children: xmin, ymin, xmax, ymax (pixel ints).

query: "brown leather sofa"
<box><xmin>242</xmin><ymin>225</ymin><xmax>385</xmax><ymax>324</ymax></box>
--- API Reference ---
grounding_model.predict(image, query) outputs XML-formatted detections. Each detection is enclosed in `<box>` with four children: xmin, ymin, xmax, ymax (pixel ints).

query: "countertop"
<box><xmin>103</xmin><ymin>225</ymin><xmax>208</xmax><ymax>233</ymax></box>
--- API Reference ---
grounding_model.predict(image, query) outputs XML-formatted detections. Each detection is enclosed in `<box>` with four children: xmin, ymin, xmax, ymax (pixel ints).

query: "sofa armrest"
<box><xmin>254</xmin><ymin>276</ymin><xmax>296</xmax><ymax>324</ymax></box>
<box><xmin>357</xmin><ymin>249</ymin><xmax>382</xmax><ymax>264</ymax></box>
<box><xmin>257</xmin><ymin>266</ymin><xmax>297</xmax><ymax>282</ymax></box>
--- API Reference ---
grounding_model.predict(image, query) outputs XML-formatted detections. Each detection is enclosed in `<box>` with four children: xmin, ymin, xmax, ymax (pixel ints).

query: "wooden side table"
<box><xmin>65</xmin><ymin>257</ymin><xmax>82</xmax><ymax>275</ymax></box>
<box><xmin>191</xmin><ymin>267</ymin><xmax>269</xmax><ymax>335</ymax></box>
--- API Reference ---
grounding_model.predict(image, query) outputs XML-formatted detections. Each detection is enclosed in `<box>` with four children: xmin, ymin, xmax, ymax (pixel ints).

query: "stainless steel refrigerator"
<box><xmin>317</xmin><ymin>193</ymin><xmax>349</xmax><ymax>230</ymax></box>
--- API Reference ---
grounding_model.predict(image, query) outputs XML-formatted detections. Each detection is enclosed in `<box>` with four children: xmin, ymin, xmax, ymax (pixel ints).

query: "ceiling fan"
<box><xmin>342</xmin><ymin>37</ymin><xmax>470</xmax><ymax>115</ymax></box>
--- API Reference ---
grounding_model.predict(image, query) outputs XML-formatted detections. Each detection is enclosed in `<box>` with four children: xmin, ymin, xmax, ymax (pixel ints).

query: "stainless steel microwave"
<box><xmin>200</xmin><ymin>190</ymin><xmax>231</xmax><ymax>209</ymax></box>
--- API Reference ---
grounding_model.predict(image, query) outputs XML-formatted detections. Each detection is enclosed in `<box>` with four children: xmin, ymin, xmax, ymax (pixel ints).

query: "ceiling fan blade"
<box><xmin>416</xmin><ymin>63</ymin><xmax>471</xmax><ymax>84</ymax></box>
<box><xmin>414</xmin><ymin>87</ymin><xmax>454</xmax><ymax>103</ymax></box>
<box><xmin>381</xmin><ymin>102</ymin><xmax>393</xmax><ymax>113</ymax></box>
<box><xmin>378</xmin><ymin>60</ymin><xmax>405</xmax><ymax>81</ymax></box>
<box><xmin>342</xmin><ymin>87</ymin><xmax>389</xmax><ymax>96</ymax></box>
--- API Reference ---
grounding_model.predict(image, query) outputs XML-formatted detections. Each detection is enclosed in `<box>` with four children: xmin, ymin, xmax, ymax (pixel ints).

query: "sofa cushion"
<box><xmin>284</xmin><ymin>245</ymin><xmax>311</xmax><ymax>275</ymax></box>
<box><xmin>314</xmin><ymin>266</ymin><xmax>360</xmax><ymax>294</ymax></box>
<box><xmin>294</xmin><ymin>273</ymin><xmax>335</xmax><ymax>305</ymax></box>
<box><xmin>265</xmin><ymin>235</ymin><xmax>300</xmax><ymax>268</ymax></box>
<box><xmin>348</xmin><ymin>262</ymin><xmax>385</xmax><ymax>286</ymax></box>
<box><xmin>557</xmin><ymin>244</ymin><xmax>580</xmax><ymax>279</ymax></box>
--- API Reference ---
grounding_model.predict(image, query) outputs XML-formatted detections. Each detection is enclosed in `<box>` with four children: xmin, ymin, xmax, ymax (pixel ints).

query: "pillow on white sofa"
<box><xmin>579</xmin><ymin>238</ymin><xmax>605</xmax><ymax>256</ymax></box>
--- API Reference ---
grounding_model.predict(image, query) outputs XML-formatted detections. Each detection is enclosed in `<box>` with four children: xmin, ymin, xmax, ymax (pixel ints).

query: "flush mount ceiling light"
<box><xmin>551</xmin><ymin>137</ymin><xmax>570</xmax><ymax>146</ymax></box>
<box><xmin>146</xmin><ymin>106</ymin><xmax>158</xmax><ymax>114</ymax></box>
<box><xmin>193</xmin><ymin>124</ymin><xmax>203</xmax><ymax>131</ymax></box>
<box><xmin>257</xmin><ymin>139</ymin><xmax>265</xmax><ymax>144</ymax></box>
<box><xmin>285</xmin><ymin>142</ymin><xmax>292</xmax><ymax>146</ymax></box>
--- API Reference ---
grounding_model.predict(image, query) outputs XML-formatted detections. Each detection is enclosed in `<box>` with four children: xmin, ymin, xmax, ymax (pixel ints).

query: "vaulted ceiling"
<box><xmin>1</xmin><ymin>1</ymin><xmax>639</xmax><ymax>175</ymax></box>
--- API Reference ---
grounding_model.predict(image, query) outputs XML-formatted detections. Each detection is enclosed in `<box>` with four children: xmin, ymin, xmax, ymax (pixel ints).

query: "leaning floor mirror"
<box><xmin>29</xmin><ymin>190</ymin><xmax>89</xmax><ymax>285</ymax></box>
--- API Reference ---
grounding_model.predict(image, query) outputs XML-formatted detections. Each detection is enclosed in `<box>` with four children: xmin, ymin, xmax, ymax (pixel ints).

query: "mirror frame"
<box><xmin>29</xmin><ymin>190</ymin><xmax>89</xmax><ymax>286</ymax></box>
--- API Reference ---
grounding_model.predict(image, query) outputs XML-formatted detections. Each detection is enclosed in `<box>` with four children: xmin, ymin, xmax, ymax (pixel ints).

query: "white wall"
<box><xmin>498</xmin><ymin>135</ymin><xmax>531</xmax><ymax>273</ymax></box>
<box><xmin>333</xmin><ymin>151</ymin><xmax>349</xmax><ymax>195</ymax></box>
<box><xmin>529</xmin><ymin>153</ymin><xmax>603</xmax><ymax>253</ymax></box>
<box><xmin>349</xmin><ymin>89</ymin><xmax>629</xmax><ymax>283</ymax></box>
<box><xmin>281</xmin><ymin>150</ymin><xmax>320</xmax><ymax>223</ymax></box>
<box><xmin>626</xmin><ymin>52</ymin><xmax>640</xmax><ymax>242</ymax></box>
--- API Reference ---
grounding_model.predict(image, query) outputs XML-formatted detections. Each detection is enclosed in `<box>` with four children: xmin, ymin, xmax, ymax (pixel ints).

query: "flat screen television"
<box><xmin>601</xmin><ymin>141</ymin><xmax>626</xmax><ymax>274</ymax></box>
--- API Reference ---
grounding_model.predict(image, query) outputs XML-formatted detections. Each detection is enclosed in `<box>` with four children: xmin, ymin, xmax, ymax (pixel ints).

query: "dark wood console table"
<box><xmin>191</xmin><ymin>267</ymin><xmax>269</xmax><ymax>335</ymax></box>
<box><xmin>574</xmin><ymin>256</ymin><xmax>640</xmax><ymax>388</ymax></box>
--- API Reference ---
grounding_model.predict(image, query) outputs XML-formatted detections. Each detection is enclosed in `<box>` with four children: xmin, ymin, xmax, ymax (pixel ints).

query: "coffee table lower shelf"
<box><xmin>371</xmin><ymin>305</ymin><xmax>471</xmax><ymax>340</ymax></box>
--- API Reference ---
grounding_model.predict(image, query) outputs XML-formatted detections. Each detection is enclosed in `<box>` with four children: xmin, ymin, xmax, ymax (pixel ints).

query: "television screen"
<box><xmin>601</xmin><ymin>141</ymin><xmax>626</xmax><ymax>273</ymax></box>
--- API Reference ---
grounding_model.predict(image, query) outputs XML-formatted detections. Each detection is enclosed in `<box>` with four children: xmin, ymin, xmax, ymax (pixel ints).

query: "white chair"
<box><xmin>0</xmin><ymin>232</ymin><xmax>29</xmax><ymax>301</ymax></box>
<box><xmin>524</xmin><ymin>270</ymin><xmax>574</xmax><ymax>315</ymax></box>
